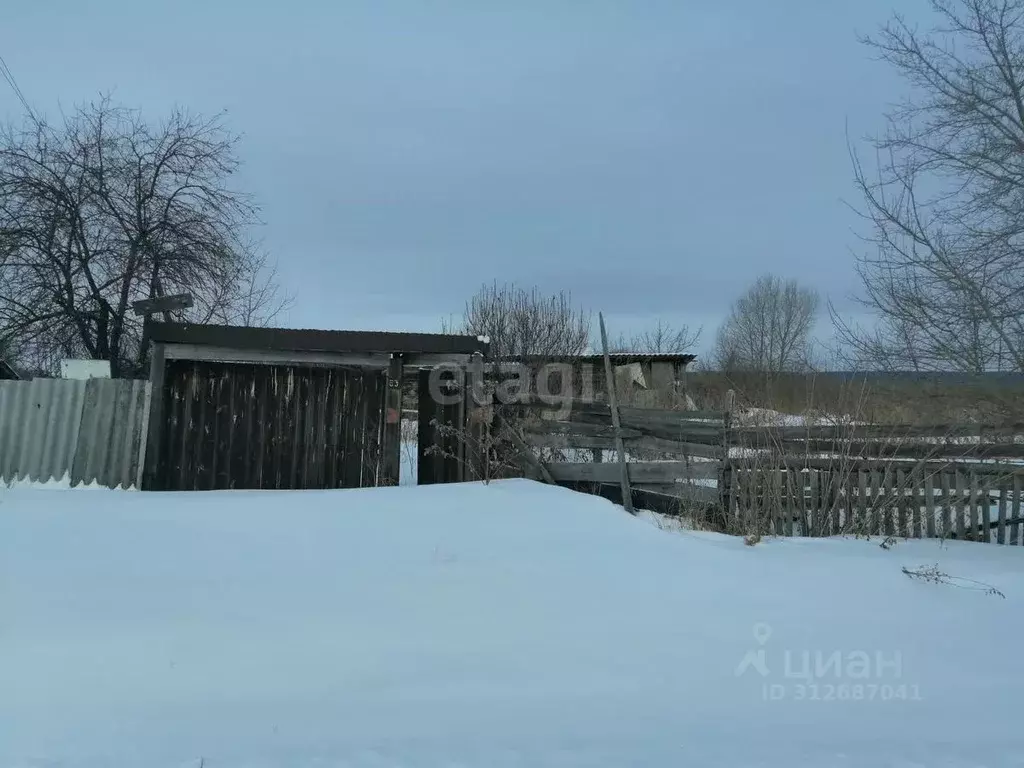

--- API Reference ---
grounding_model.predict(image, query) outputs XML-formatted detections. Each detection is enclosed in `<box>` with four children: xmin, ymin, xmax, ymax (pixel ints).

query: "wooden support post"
<box><xmin>924</xmin><ymin>473</ymin><xmax>936</xmax><ymax>539</ymax></box>
<box><xmin>997</xmin><ymin>480</ymin><xmax>1008</xmax><ymax>544</ymax></box>
<box><xmin>465</xmin><ymin>352</ymin><xmax>487</xmax><ymax>481</ymax></box>
<box><xmin>383</xmin><ymin>354</ymin><xmax>403</xmax><ymax>486</ymax></box>
<box><xmin>970</xmin><ymin>471</ymin><xmax>981</xmax><ymax>540</ymax></box>
<box><xmin>456</xmin><ymin>366</ymin><xmax>468</xmax><ymax>482</ymax></box>
<box><xmin>720</xmin><ymin>389</ymin><xmax>735</xmax><ymax>520</ymax></box>
<box><xmin>1012</xmin><ymin>474</ymin><xmax>1022</xmax><ymax>545</ymax></box>
<box><xmin>416</xmin><ymin>369</ymin><xmax>434</xmax><ymax>486</ymax></box>
<box><xmin>142</xmin><ymin>340</ymin><xmax>167</xmax><ymax>490</ymax></box>
<box><xmin>599</xmin><ymin>312</ymin><xmax>634</xmax><ymax>514</ymax></box>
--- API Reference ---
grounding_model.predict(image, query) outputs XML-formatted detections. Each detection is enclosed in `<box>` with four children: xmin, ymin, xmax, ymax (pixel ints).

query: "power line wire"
<box><xmin>0</xmin><ymin>59</ymin><xmax>31</xmax><ymax>116</ymax></box>
<box><xmin>0</xmin><ymin>56</ymin><xmax>28</xmax><ymax>104</ymax></box>
<box><xmin>0</xmin><ymin>53</ymin><xmax>36</xmax><ymax>121</ymax></box>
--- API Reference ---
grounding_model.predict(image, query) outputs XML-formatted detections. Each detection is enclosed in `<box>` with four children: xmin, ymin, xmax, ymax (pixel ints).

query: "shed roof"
<box><xmin>496</xmin><ymin>352</ymin><xmax>696</xmax><ymax>366</ymax></box>
<box><xmin>145</xmin><ymin>321</ymin><xmax>489</xmax><ymax>357</ymax></box>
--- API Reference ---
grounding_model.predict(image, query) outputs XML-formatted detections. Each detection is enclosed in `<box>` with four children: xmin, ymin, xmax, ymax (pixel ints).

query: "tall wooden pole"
<box><xmin>599</xmin><ymin>312</ymin><xmax>634</xmax><ymax>514</ymax></box>
<box><xmin>382</xmin><ymin>354</ymin><xmax>404</xmax><ymax>485</ymax></box>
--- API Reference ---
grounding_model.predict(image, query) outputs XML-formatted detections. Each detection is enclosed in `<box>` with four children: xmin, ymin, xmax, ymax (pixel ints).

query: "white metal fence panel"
<box><xmin>0</xmin><ymin>378</ymin><xmax>151</xmax><ymax>488</ymax></box>
<box><xmin>0</xmin><ymin>379</ymin><xmax>86</xmax><ymax>483</ymax></box>
<box><xmin>72</xmin><ymin>379</ymin><xmax>152</xmax><ymax>489</ymax></box>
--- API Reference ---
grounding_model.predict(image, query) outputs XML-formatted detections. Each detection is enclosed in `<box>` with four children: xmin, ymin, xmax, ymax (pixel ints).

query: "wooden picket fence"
<box><xmin>722</xmin><ymin>415</ymin><xmax>1024</xmax><ymax>544</ymax></box>
<box><xmin>502</xmin><ymin>391</ymin><xmax>1024</xmax><ymax>544</ymax></box>
<box><xmin>723</xmin><ymin>459</ymin><xmax>1024</xmax><ymax>544</ymax></box>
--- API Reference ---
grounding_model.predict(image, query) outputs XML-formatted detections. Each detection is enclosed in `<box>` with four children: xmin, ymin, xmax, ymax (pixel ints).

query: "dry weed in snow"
<box><xmin>902</xmin><ymin>564</ymin><xmax>1006</xmax><ymax>598</ymax></box>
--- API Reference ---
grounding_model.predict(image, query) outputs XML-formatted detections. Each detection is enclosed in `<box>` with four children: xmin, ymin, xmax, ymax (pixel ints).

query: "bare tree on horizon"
<box><xmin>714</xmin><ymin>274</ymin><xmax>819</xmax><ymax>375</ymax></box>
<box><xmin>609</xmin><ymin>318</ymin><xmax>701</xmax><ymax>355</ymax></box>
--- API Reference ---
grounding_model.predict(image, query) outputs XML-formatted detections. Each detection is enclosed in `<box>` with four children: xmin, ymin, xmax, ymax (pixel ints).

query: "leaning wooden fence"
<box><xmin>507</xmin><ymin>394</ymin><xmax>727</xmax><ymax>504</ymax></box>
<box><xmin>501</xmin><ymin>392</ymin><xmax>1024</xmax><ymax>545</ymax></box>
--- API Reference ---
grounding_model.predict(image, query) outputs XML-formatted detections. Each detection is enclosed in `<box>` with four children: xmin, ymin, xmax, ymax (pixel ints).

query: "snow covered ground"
<box><xmin>400</xmin><ymin>441</ymin><xmax>417</xmax><ymax>486</ymax></box>
<box><xmin>2</xmin><ymin>480</ymin><xmax>1023</xmax><ymax>767</ymax></box>
<box><xmin>400</xmin><ymin>419</ymin><xmax>418</xmax><ymax>486</ymax></box>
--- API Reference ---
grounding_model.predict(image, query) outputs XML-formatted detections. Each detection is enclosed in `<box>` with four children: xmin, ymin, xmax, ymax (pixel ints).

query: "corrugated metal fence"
<box><xmin>0</xmin><ymin>378</ymin><xmax>151</xmax><ymax>488</ymax></box>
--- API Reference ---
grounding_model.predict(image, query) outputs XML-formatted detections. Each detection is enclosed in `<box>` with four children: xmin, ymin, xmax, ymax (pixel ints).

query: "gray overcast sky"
<box><xmin>1</xmin><ymin>0</ymin><xmax>924</xmax><ymax>354</ymax></box>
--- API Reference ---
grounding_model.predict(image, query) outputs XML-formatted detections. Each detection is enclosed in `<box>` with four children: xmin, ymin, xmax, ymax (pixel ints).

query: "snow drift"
<box><xmin>1</xmin><ymin>480</ymin><xmax>1022</xmax><ymax>767</ymax></box>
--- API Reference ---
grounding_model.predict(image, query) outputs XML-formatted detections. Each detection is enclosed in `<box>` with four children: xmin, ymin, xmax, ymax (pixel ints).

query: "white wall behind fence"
<box><xmin>0</xmin><ymin>379</ymin><xmax>151</xmax><ymax>489</ymax></box>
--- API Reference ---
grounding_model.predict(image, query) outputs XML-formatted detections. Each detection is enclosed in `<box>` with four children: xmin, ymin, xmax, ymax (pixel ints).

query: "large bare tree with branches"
<box><xmin>0</xmin><ymin>96</ymin><xmax>289</xmax><ymax>377</ymax></box>
<box><xmin>836</xmin><ymin>0</ymin><xmax>1024</xmax><ymax>372</ymax></box>
<box><xmin>714</xmin><ymin>274</ymin><xmax>819</xmax><ymax>375</ymax></box>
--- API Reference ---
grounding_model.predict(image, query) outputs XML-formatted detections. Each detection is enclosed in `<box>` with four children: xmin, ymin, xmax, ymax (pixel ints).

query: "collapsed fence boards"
<box><xmin>508</xmin><ymin>395</ymin><xmax>725</xmax><ymax>502</ymax></box>
<box><xmin>723</xmin><ymin>459</ymin><xmax>1024</xmax><ymax>544</ymax></box>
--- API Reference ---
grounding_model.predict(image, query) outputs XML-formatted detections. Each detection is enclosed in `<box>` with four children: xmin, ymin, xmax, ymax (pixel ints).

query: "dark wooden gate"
<box><xmin>154</xmin><ymin>359</ymin><xmax>392</xmax><ymax>491</ymax></box>
<box><xmin>417</xmin><ymin>367</ymin><xmax>469</xmax><ymax>485</ymax></box>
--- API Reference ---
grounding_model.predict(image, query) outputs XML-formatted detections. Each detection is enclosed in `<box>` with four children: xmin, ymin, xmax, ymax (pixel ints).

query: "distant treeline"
<box><xmin>685</xmin><ymin>370</ymin><xmax>1024</xmax><ymax>423</ymax></box>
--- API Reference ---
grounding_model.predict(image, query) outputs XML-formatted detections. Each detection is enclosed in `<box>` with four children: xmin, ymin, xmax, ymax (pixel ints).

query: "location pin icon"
<box><xmin>753</xmin><ymin>622</ymin><xmax>772</xmax><ymax>645</ymax></box>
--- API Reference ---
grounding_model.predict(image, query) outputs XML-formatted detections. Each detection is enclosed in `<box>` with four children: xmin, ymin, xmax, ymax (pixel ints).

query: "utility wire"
<box><xmin>0</xmin><ymin>53</ymin><xmax>36</xmax><ymax>121</ymax></box>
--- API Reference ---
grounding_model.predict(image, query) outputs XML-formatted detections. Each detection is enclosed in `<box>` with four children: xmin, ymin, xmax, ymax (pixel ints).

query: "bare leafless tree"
<box><xmin>0</xmin><ymin>96</ymin><xmax>290</xmax><ymax>377</ymax></box>
<box><xmin>200</xmin><ymin>247</ymin><xmax>291</xmax><ymax>328</ymax></box>
<box><xmin>714</xmin><ymin>274</ymin><xmax>819</xmax><ymax>375</ymax></box>
<box><xmin>440</xmin><ymin>283</ymin><xmax>591</xmax><ymax>474</ymax></box>
<box><xmin>449</xmin><ymin>282</ymin><xmax>591</xmax><ymax>359</ymax></box>
<box><xmin>609</xmin><ymin>318</ymin><xmax>701</xmax><ymax>354</ymax></box>
<box><xmin>836</xmin><ymin>0</ymin><xmax>1024</xmax><ymax>373</ymax></box>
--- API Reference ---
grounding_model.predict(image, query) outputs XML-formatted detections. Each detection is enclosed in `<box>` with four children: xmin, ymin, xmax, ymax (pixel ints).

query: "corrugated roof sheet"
<box><xmin>495</xmin><ymin>352</ymin><xmax>696</xmax><ymax>365</ymax></box>
<box><xmin>146</xmin><ymin>321</ymin><xmax>489</xmax><ymax>356</ymax></box>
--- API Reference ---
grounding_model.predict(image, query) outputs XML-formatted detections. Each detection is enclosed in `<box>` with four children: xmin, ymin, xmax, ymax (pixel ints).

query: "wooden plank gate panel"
<box><xmin>155</xmin><ymin>360</ymin><xmax>391</xmax><ymax>491</ymax></box>
<box><xmin>417</xmin><ymin>368</ymin><xmax>467</xmax><ymax>485</ymax></box>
